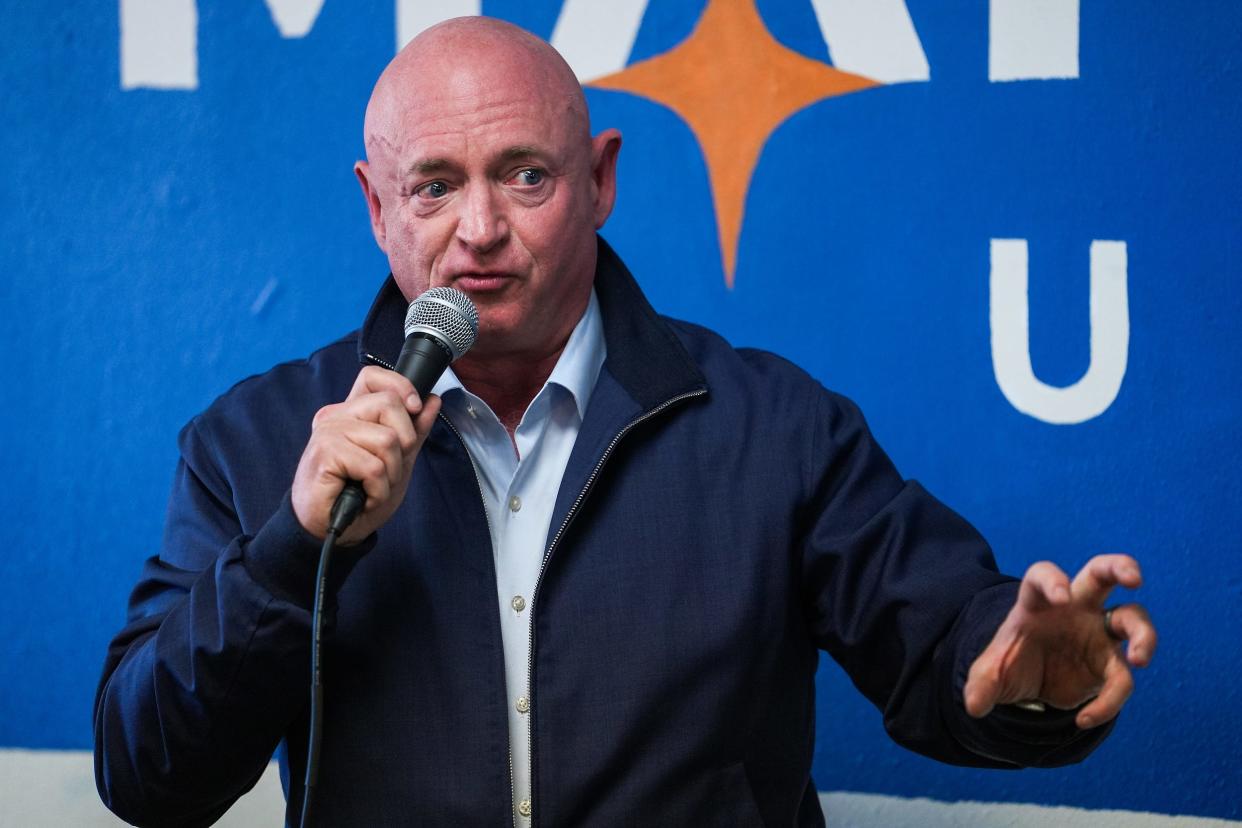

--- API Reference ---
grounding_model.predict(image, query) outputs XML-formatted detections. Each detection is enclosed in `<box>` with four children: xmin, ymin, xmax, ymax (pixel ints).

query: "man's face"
<box><xmin>357</xmin><ymin>57</ymin><xmax>619</xmax><ymax>361</ymax></box>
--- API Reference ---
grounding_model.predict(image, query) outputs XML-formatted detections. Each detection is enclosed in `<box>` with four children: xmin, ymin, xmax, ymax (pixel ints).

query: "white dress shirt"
<box><xmin>429</xmin><ymin>290</ymin><xmax>606</xmax><ymax>825</ymax></box>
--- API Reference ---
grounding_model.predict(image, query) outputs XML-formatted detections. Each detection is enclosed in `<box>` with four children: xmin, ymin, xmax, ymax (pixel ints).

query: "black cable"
<box><xmin>298</xmin><ymin>527</ymin><xmax>337</xmax><ymax>828</ymax></box>
<box><xmin>298</xmin><ymin>486</ymin><xmax>363</xmax><ymax>828</ymax></box>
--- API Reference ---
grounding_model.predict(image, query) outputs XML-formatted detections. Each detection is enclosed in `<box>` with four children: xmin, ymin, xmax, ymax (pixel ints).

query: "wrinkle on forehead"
<box><xmin>362</xmin><ymin>17</ymin><xmax>589</xmax><ymax>161</ymax></box>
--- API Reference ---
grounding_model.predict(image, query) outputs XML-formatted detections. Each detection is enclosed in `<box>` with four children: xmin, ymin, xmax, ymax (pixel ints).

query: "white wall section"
<box><xmin>808</xmin><ymin>0</ymin><xmax>930</xmax><ymax>83</ymax></box>
<box><xmin>2</xmin><ymin>750</ymin><xmax>284</xmax><ymax>826</ymax></box>
<box><xmin>120</xmin><ymin>0</ymin><xmax>198</xmax><ymax>90</ymax></box>
<box><xmin>120</xmin><ymin>0</ymin><xmax>324</xmax><ymax>91</ymax></box>
<box><xmin>989</xmin><ymin>0</ymin><xmax>1080</xmax><ymax>81</ymax></box>
<box><xmin>990</xmin><ymin>239</ymin><xmax>1129</xmax><ymax>425</ymax></box>
<box><xmin>5</xmin><ymin>750</ymin><xmax>1235</xmax><ymax>828</ymax></box>
<box><xmin>396</xmin><ymin>0</ymin><xmax>481</xmax><ymax>52</ymax></box>
<box><xmin>264</xmin><ymin>0</ymin><xmax>326</xmax><ymax>38</ymax></box>
<box><xmin>549</xmin><ymin>0</ymin><xmax>649</xmax><ymax>82</ymax></box>
<box><xmin>820</xmin><ymin>792</ymin><xmax>1241</xmax><ymax>827</ymax></box>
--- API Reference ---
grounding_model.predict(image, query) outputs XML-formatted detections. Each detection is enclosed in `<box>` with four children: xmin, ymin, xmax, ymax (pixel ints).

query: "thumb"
<box><xmin>963</xmin><ymin>652</ymin><xmax>1002</xmax><ymax>719</ymax></box>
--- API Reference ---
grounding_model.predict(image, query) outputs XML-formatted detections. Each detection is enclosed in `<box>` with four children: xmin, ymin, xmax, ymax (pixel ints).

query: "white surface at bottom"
<box><xmin>2</xmin><ymin>749</ymin><xmax>1236</xmax><ymax>827</ymax></box>
<box><xmin>818</xmin><ymin>792</ymin><xmax>1239</xmax><ymax>827</ymax></box>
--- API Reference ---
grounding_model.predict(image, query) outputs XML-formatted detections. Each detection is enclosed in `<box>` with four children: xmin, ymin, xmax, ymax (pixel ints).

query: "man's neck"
<box><xmin>451</xmin><ymin>347</ymin><xmax>565</xmax><ymax>437</ymax></box>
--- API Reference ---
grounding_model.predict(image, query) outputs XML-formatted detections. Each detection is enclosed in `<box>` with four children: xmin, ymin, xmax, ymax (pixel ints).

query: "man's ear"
<box><xmin>355</xmin><ymin>160</ymin><xmax>388</xmax><ymax>253</ymax></box>
<box><xmin>589</xmin><ymin>129</ymin><xmax>622</xmax><ymax>230</ymax></box>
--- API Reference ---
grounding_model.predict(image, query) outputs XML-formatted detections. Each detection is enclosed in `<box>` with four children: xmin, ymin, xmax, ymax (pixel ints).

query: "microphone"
<box><xmin>328</xmin><ymin>286</ymin><xmax>479</xmax><ymax>533</ymax></box>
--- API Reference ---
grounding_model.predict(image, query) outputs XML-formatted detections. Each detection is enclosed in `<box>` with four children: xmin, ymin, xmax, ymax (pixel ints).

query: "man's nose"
<box><xmin>455</xmin><ymin>183</ymin><xmax>508</xmax><ymax>253</ymax></box>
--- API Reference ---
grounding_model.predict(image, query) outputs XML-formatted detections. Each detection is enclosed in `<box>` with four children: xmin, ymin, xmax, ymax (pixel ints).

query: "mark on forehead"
<box><xmin>366</xmin><ymin>131</ymin><xmax>399</xmax><ymax>155</ymax></box>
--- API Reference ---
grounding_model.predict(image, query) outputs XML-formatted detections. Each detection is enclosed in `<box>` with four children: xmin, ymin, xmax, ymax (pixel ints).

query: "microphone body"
<box><xmin>328</xmin><ymin>287</ymin><xmax>479</xmax><ymax>533</ymax></box>
<box><xmin>394</xmin><ymin>333</ymin><xmax>454</xmax><ymax>398</ymax></box>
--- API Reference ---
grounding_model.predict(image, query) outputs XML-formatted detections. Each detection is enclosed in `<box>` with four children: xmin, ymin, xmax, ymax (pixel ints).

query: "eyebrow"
<box><xmin>404</xmin><ymin>146</ymin><xmax>553</xmax><ymax>178</ymax></box>
<box><xmin>497</xmin><ymin>145</ymin><xmax>545</xmax><ymax>163</ymax></box>
<box><xmin>407</xmin><ymin>158</ymin><xmax>453</xmax><ymax>176</ymax></box>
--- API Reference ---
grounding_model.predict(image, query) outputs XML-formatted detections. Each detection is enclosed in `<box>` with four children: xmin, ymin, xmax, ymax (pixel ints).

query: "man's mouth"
<box><xmin>451</xmin><ymin>273</ymin><xmax>514</xmax><ymax>293</ymax></box>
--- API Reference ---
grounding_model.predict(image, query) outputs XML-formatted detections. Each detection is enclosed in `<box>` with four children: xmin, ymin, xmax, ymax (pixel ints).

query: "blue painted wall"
<box><xmin>1</xmin><ymin>0</ymin><xmax>1238</xmax><ymax>819</ymax></box>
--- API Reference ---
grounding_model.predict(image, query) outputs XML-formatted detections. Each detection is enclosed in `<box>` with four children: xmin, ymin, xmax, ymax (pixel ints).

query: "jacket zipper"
<box><xmin>364</xmin><ymin>353</ymin><xmax>398</xmax><ymax>372</ymax></box>
<box><xmin>523</xmin><ymin>387</ymin><xmax>706</xmax><ymax>825</ymax></box>
<box><xmin>437</xmin><ymin>413</ymin><xmax>518</xmax><ymax>828</ymax></box>
<box><xmin>369</xmin><ymin>352</ymin><xmax>706</xmax><ymax>825</ymax></box>
<box><xmin>368</xmin><ymin>352</ymin><xmax>518</xmax><ymax>828</ymax></box>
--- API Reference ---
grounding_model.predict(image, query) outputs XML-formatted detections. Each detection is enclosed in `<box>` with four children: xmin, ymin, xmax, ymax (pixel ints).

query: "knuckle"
<box><xmin>350</xmin><ymin>367</ymin><xmax>379</xmax><ymax>395</ymax></box>
<box><xmin>393</xmin><ymin>374</ymin><xmax>415</xmax><ymax>396</ymax></box>
<box><xmin>1024</xmin><ymin>561</ymin><xmax>1060</xmax><ymax>583</ymax></box>
<box><xmin>311</xmin><ymin>404</ymin><xmax>338</xmax><ymax>428</ymax></box>
<box><xmin>381</xmin><ymin>429</ymin><xmax>403</xmax><ymax>453</ymax></box>
<box><xmin>1142</xmin><ymin>625</ymin><xmax>1159</xmax><ymax>651</ymax></box>
<box><xmin>302</xmin><ymin>434</ymin><xmax>333</xmax><ymax>464</ymax></box>
<box><xmin>364</xmin><ymin>455</ymin><xmax>386</xmax><ymax>478</ymax></box>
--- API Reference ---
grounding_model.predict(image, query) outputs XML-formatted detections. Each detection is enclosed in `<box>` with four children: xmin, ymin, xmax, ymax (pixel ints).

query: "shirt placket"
<box><xmin>498</xmin><ymin>396</ymin><xmax>551</xmax><ymax>824</ymax></box>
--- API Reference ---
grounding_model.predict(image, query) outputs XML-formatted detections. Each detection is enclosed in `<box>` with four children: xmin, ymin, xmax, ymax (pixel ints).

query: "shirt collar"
<box><xmin>430</xmin><ymin>288</ymin><xmax>606</xmax><ymax>419</ymax></box>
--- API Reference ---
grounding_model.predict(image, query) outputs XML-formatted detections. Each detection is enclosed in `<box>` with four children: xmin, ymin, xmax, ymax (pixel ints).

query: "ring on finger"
<box><xmin>1102</xmin><ymin>606</ymin><xmax>1124</xmax><ymax>642</ymax></box>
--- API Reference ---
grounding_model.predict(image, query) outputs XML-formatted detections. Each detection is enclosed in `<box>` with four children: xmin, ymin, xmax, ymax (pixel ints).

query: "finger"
<box><xmin>322</xmin><ymin>391</ymin><xmax>420</xmax><ymax>454</ymax></box>
<box><xmin>348</xmin><ymin>365</ymin><xmax>420</xmax><ymax>412</ymax></box>
<box><xmin>963</xmin><ymin>653</ymin><xmax>1003</xmax><ymax>719</ymax></box>
<box><xmin>1018</xmin><ymin>561</ymin><xmax>1071</xmax><ymax>611</ymax></box>
<box><xmin>1076</xmin><ymin>656</ymin><xmax>1135</xmax><ymax>729</ymax></box>
<box><xmin>1107</xmin><ymin>603</ymin><xmax>1158</xmax><ymax>667</ymax></box>
<box><xmin>962</xmin><ymin>627</ymin><xmax>1022</xmax><ymax>718</ymax></box>
<box><xmin>411</xmin><ymin>394</ymin><xmax>442</xmax><ymax>445</ymax></box>
<box><xmin>310</xmin><ymin>435</ymin><xmax>392</xmax><ymax>506</ymax></box>
<box><xmin>1070</xmin><ymin>554</ymin><xmax>1142</xmax><ymax>607</ymax></box>
<box><xmin>335</xmin><ymin>420</ymin><xmax>407</xmax><ymax>489</ymax></box>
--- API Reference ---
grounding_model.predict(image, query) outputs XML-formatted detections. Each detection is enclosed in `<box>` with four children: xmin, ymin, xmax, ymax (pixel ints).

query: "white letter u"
<box><xmin>989</xmin><ymin>239</ymin><xmax>1129</xmax><ymax>425</ymax></box>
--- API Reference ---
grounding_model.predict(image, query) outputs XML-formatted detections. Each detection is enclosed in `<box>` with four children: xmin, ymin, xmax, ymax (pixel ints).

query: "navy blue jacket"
<box><xmin>94</xmin><ymin>240</ymin><xmax>1108</xmax><ymax>827</ymax></box>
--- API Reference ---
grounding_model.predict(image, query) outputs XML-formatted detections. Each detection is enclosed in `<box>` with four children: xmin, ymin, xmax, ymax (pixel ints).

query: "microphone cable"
<box><xmin>298</xmin><ymin>486</ymin><xmax>365</xmax><ymax>828</ymax></box>
<box><xmin>295</xmin><ymin>286</ymin><xmax>475</xmax><ymax>827</ymax></box>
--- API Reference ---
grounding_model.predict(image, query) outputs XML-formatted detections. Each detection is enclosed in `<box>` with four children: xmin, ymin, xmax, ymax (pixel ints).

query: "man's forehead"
<box><xmin>365</xmin><ymin>26</ymin><xmax>589</xmax><ymax>167</ymax></box>
<box><xmin>381</xmin><ymin>91</ymin><xmax>575</xmax><ymax>165</ymax></box>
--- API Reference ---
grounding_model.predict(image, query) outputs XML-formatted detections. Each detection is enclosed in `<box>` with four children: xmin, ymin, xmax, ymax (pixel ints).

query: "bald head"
<box><xmin>352</xmin><ymin>16</ymin><xmax>621</xmax><ymax>375</ymax></box>
<box><xmin>364</xmin><ymin>17</ymin><xmax>590</xmax><ymax>160</ymax></box>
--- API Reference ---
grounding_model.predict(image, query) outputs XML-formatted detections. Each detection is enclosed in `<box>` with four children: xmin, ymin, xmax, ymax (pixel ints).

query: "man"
<box><xmin>94</xmin><ymin>16</ymin><xmax>1156</xmax><ymax>827</ymax></box>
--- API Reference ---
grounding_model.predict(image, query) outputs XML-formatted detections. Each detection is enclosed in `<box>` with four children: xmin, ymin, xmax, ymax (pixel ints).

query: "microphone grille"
<box><xmin>403</xmin><ymin>286</ymin><xmax>480</xmax><ymax>360</ymax></box>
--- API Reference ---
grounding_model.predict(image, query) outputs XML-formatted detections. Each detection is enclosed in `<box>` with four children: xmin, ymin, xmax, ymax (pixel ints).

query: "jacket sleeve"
<box><xmin>798</xmin><ymin>388</ymin><xmax>1112</xmax><ymax>768</ymax></box>
<box><xmin>92</xmin><ymin>416</ymin><xmax>369</xmax><ymax>827</ymax></box>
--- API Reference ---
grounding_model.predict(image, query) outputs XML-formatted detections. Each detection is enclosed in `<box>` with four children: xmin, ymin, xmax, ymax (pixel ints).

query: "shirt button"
<box><xmin>508</xmin><ymin>495</ymin><xmax>522</xmax><ymax>512</ymax></box>
<box><xmin>466</xmin><ymin>404</ymin><xmax>477</xmax><ymax>419</ymax></box>
<box><xmin>518</xmin><ymin>800</ymin><xmax>532</xmax><ymax>818</ymax></box>
<box><xmin>516</xmin><ymin>696</ymin><xmax>530</xmax><ymax>714</ymax></box>
<box><xmin>511</xmin><ymin>595</ymin><xmax>526</xmax><ymax>613</ymax></box>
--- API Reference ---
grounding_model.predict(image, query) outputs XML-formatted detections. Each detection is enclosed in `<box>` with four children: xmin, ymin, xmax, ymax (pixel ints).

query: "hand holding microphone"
<box><xmin>291</xmin><ymin>287</ymin><xmax>478</xmax><ymax>545</ymax></box>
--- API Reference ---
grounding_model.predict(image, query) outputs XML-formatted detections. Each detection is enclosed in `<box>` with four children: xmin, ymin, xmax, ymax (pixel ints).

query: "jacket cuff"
<box><xmin>941</xmin><ymin>580</ymin><xmax>1114</xmax><ymax>766</ymax></box>
<box><xmin>241</xmin><ymin>491</ymin><xmax>376</xmax><ymax>609</ymax></box>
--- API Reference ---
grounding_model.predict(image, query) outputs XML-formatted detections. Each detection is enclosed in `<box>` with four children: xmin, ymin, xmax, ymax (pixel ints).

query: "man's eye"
<box><xmin>416</xmin><ymin>181</ymin><xmax>449</xmax><ymax>199</ymax></box>
<box><xmin>514</xmin><ymin>169</ymin><xmax>544</xmax><ymax>186</ymax></box>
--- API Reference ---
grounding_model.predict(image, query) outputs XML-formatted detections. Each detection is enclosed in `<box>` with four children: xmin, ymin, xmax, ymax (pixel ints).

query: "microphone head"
<box><xmin>403</xmin><ymin>287</ymin><xmax>479</xmax><ymax>361</ymax></box>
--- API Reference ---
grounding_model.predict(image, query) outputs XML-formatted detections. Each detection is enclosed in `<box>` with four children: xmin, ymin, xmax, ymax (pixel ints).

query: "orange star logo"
<box><xmin>591</xmin><ymin>0</ymin><xmax>879</xmax><ymax>287</ymax></box>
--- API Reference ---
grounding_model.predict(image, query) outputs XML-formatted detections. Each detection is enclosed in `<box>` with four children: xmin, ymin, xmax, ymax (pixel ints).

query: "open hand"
<box><xmin>963</xmin><ymin>554</ymin><xmax>1157</xmax><ymax>729</ymax></box>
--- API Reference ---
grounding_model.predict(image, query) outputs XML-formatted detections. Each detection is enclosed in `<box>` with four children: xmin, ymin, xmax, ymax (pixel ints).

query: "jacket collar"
<box><xmin>356</xmin><ymin>236</ymin><xmax>707</xmax><ymax>414</ymax></box>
